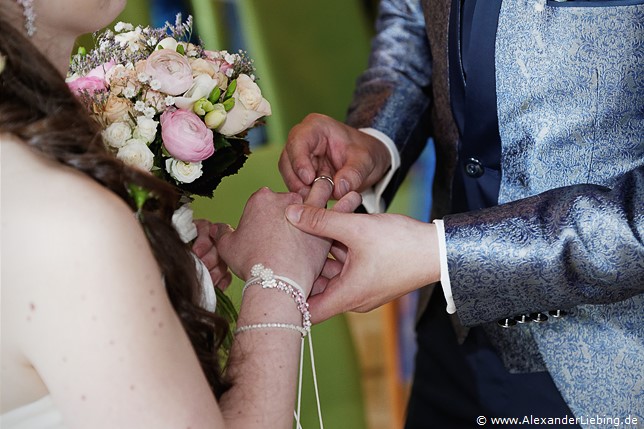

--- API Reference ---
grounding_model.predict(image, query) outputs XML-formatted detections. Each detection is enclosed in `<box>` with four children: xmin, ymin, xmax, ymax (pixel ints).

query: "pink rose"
<box><xmin>145</xmin><ymin>49</ymin><xmax>193</xmax><ymax>96</ymax></box>
<box><xmin>160</xmin><ymin>109</ymin><xmax>214</xmax><ymax>162</ymax></box>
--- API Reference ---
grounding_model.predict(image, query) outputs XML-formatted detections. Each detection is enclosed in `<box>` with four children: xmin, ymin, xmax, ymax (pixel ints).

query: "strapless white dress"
<box><xmin>1</xmin><ymin>395</ymin><xmax>66</xmax><ymax>429</ymax></box>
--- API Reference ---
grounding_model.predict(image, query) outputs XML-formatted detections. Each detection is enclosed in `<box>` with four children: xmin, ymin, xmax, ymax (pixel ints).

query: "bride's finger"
<box><xmin>304</xmin><ymin>172</ymin><xmax>334</xmax><ymax>208</ymax></box>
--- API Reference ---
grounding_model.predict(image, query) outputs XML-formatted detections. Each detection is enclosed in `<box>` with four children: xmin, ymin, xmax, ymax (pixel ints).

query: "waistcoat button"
<box><xmin>464</xmin><ymin>158</ymin><xmax>484</xmax><ymax>178</ymax></box>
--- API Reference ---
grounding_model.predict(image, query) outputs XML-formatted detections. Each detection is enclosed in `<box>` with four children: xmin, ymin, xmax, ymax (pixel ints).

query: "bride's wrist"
<box><xmin>236</xmin><ymin>264</ymin><xmax>312</xmax><ymax>336</ymax></box>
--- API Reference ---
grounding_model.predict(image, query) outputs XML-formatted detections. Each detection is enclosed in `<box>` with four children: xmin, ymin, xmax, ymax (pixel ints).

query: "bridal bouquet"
<box><xmin>67</xmin><ymin>16</ymin><xmax>262</xmax><ymax>338</ymax></box>
<box><xmin>67</xmin><ymin>15</ymin><xmax>271</xmax><ymax>200</ymax></box>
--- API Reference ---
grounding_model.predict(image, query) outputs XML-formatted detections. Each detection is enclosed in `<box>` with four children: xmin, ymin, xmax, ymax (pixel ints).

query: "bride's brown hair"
<box><xmin>0</xmin><ymin>13</ymin><xmax>230</xmax><ymax>397</ymax></box>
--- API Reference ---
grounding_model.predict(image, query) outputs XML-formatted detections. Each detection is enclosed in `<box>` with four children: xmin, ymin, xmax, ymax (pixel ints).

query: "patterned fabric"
<box><xmin>446</xmin><ymin>0</ymin><xmax>644</xmax><ymax>420</ymax></box>
<box><xmin>347</xmin><ymin>0</ymin><xmax>644</xmax><ymax>423</ymax></box>
<box><xmin>496</xmin><ymin>0</ymin><xmax>644</xmax><ymax>203</ymax></box>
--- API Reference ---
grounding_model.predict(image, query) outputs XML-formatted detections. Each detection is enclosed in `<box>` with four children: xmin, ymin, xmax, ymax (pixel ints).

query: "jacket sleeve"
<box><xmin>346</xmin><ymin>0</ymin><xmax>433</xmax><ymax>207</ymax></box>
<box><xmin>445</xmin><ymin>165</ymin><xmax>644</xmax><ymax>326</ymax></box>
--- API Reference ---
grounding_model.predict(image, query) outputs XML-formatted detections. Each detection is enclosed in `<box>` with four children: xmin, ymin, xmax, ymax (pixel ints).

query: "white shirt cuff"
<box><xmin>357</xmin><ymin>128</ymin><xmax>401</xmax><ymax>214</ymax></box>
<box><xmin>433</xmin><ymin>219</ymin><xmax>456</xmax><ymax>314</ymax></box>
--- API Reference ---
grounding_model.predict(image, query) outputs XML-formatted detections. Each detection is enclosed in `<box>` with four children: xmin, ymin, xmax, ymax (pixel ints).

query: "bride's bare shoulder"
<box><xmin>2</xmin><ymin>134</ymin><xmax>134</xmax><ymax>225</ymax></box>
<box><xmin>2</xmin><ymin>134</ymin><xmax>151</xmax><ymax>272</ymax></box>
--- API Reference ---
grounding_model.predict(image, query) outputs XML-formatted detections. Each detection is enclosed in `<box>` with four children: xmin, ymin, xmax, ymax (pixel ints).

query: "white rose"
<box><xmin>117</xmin><ymin>138</ymin><xmax>155</xmax><ymax>171</ymax></box>
<box><xmin>133</xmin><ymin>116</ymin><xmax>158</xmax><ymax>144</ymax></box>
<box><xmin>217</xmin><ymin>74</ymin><xmax>272</xmax><ymax>136</ymax></box>
<box><xmin>173</xmin><ymin>74</ymin><xmax>219</xmax><ymax>110</ymax></box>
<box><xmin>171</xmin><ymin>203</ymin><xmax>198</xmax><ymax>243</ymax></box>
<box><xmin>165</xmin><ymin>158</ymin><xmax>203</xmax><ymax>184</ymax></box>
<box><xmin>102</xmin><ymin>122</ymin><xmax>132</xmax><ymax>149</ymax></box>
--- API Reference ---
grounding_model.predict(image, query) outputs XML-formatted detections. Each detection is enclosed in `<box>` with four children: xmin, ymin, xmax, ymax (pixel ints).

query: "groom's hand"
<box><xmin>285</xmin><ymin>205</ymin><xmax>441</xmax><ymax>324</ymax></box>
<box><xmin>193</xmin><ymin>219</ymin><xmax>232</xmax><ymax>290</ymax></box>
<box><xmin>279</xmin><ymin>113</ymin><xmax>391</xmax><ymax>200</ymax></box>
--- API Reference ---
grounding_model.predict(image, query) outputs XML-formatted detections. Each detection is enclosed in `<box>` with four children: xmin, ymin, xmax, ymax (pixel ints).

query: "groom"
<box><xmin>279</xmin><ymin>0</ymin><xmax>644</xmax><ymax>427</ymax></box>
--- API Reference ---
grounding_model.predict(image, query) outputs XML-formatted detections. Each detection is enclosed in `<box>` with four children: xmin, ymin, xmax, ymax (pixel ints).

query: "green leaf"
<box><xmin>176</xmin><ymin>44</ymin><xmax>185</xmax><ymax>55</ymax></box>
<box><xmin>223</xmin><ymin>98</ymin><xmax>235</xmax><ymax>112</ymax></box>
<box><xmin>223</xmin><ymin>79</ymin><xmax>237</xmax><ymax>100</ymax></box>
<box><xmin>208</xmin><ymin>87</ymin><xmax>221</xmax><ymax>104</ymax></box>
<box><xmin>213</xmin><ymin>134</ymin><xmax>232</xmax><ymax>150</ymax></box>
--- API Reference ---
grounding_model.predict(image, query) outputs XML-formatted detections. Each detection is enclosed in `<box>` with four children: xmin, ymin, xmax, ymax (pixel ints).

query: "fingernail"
<box><xmin>340</xmin><ymin>179</ymin><xmax>350</xmax><ymax>196</ymax></box>
<box><xmin>286</xmin><ymin>205</ymin><xmax>303</xmax><ymax>223</ymax></box>
<box><xmin>298</xmin><ymin>168</ymin><xmax>312</xmax><ymax>184</ymax></box>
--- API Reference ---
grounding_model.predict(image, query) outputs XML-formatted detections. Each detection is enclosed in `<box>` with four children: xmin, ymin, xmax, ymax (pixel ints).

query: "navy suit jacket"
<box><xmin>346</xmin><ymin>0</ymin><xmax>644</xmax><ymax>420</ymax></box>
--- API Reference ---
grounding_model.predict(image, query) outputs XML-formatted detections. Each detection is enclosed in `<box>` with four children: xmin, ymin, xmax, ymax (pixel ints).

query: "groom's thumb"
<box><xmin>286</xmin><ymin>205</ymin><xmax>348</xmax><ymax>242</ymax></box>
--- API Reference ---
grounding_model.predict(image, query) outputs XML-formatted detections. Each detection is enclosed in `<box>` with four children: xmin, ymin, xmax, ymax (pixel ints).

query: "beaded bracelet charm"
<box><xmin>238</xmin><ymin>263</ymin><xmax>312</xmax><ymax>335</ymax></box>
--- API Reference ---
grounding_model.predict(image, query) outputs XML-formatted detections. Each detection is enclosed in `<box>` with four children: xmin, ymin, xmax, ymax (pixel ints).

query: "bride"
<box><xmin>0</xmin><ymin>0</ymin><xmax>360</xmax><ymax>427</ymax></box>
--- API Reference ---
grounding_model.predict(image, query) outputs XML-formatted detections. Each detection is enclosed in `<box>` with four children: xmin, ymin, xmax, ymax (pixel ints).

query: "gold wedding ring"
<box><xmin>313</xmin><ymin>175</ymin><xmax>335</xmax><ymax>188</ymax></box>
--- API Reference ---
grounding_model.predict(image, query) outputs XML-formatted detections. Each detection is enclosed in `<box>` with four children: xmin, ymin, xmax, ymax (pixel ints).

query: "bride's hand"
<box><xmin>210</xmin><ymin>181</ymin><xmax>323</xmax><ymax>292</ymax></box>
<box><xmin>212</xmin><ymin>181</ymin><xmax>362</xmax><ymax>294</ymax></box>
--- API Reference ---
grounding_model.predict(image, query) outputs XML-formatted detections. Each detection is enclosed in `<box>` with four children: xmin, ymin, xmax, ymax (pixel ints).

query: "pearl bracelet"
<box><xmin>234</xmin><ymin>322</ymin><xmax>308</xmax><ymax>337</ymax></box>
<box><xmin>242</xmin><ymin>264</ymin><xmax>311</xmax><ymax>335</ymax></box>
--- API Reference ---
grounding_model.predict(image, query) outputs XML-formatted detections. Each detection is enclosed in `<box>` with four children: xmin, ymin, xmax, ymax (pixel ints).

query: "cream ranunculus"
<box><xmin>173</xmin><ymin>74</ymin><xmax>218</xmax><ymax>110</ymax></box>
<box><xmin>117</xmin><ymin>138</ymin><xmax>155</xmax><ymax>171</ymax></box>
<box><xmin>102</xmin><ymin>121</ymin><xmax>133</xmax><ymax>149</ymax></box>
<box><xmin>165</xmin><ymin>158</ymin><xmax>203</xmax><ymax>184</ymax></box>
<box><xmin>144</xmin><ymin>49</ymin><xmax>193</xmax><ymax>96</ymax></box>
<box><xmin>217</xmin><ymin>74</ymin><xmax>272</xmax><ymax>136</ymax></box>
<box><xmin>133</xmin><ymin>116</ymin><xmax>159</xmax><ymax>144</ymax></box>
